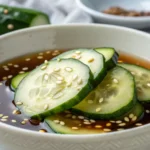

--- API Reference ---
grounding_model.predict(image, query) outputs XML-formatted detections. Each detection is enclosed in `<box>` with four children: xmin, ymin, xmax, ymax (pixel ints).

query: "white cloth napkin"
<box><xmin>0</xmin><ymin>0</ymin><xmax>93</xmax><ymax>24</ymax></box>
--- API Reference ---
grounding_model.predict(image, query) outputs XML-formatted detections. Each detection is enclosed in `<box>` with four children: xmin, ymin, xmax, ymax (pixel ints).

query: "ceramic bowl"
<box><xmin>76</xmin><ymin>0</ymin><xmax>150</xmax><ymax>29</ymax></box>
<box><xmin>0</xmin><ymin>24</ymin><xmax>150</xmax><ymax>150</ymax></box>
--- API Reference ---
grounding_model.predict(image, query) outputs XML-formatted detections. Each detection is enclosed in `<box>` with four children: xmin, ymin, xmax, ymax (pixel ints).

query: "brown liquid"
<box><xmin>0</xmin><ymin>49</ymin><xmax>149</xmax><ymax>133</ymax></box>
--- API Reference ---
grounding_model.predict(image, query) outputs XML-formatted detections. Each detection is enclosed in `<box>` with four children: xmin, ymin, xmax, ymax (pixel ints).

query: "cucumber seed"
<box><xmin>72</xmin><ymin>74</ymin><xmax>78</xmax><ymax>80</ymax></box>
<box><xmin>96</xmin><ymin>107</ymin><xmax>101</xmax><ymax>112</ymax></box>
<box><xmin>77</xmin><ymin>78</ymin><xmax>82</xmax><ymax>85</ymax></box>
<box><xmin>16</xmin><ymin>102</ymin><xmax>23</xmax><ymax>106</ymax></box>
<box><xmin>88</xmin><ymin>58</ymin><xmax>94</xmax><ymax>63</ymax></box>
<box><xmin>41</xmin><ymin>65</ymin><xmax>47</xmax><ymax>70</ymax></box>
<box><xmin>113</xmin><ymin>78</ymin><xmax>118</xmax><ymax>83</ymax></box>
<box><xmin>54</xmin><ymin>68</ymin><xmax>60</xmax><ymax>72</ymax></box>
<box><xmin>99</xmin><ymin>98</ymin><xmax>104</xmax><ymax>103</ymax></box>
<box><xmin>75</xmin><ymin>51</ymin><xmax>81</xmax><ymax>54</ymax></box>
<box><xmin>87</xmin><ymin>100</ymin><xmax>93</xmax><ymax>104</ymax></box>
<box><xmin>147</xmin><ymin>83</ymin><xmax>150</xmax><ymax>87</ymax></box>
<box><xmin>65</xmin><ymin>67</ymin><xmax>72</xmax><ymax>72</ymax></box>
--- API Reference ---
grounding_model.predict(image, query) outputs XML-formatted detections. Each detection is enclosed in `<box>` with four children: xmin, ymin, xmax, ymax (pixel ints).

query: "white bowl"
<box><xmin>76</xmin><ymin>0</ymin><xmax>150</xmax><ymax>29</ymax></box>
<box><xmin>0</xmin><ymin>24</ymin><xmax>150</xmax><ymax>150</ymax></box>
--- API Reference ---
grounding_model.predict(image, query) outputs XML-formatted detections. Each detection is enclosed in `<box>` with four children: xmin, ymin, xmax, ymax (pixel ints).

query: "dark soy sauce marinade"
<box><xmin>0</xmin><ymin>49</ymin><xmax>150</xmax><ymax>133</ymax></box>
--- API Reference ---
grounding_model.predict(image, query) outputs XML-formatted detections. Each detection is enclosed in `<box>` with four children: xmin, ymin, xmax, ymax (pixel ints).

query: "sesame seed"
<box><xmin>39</xmin><ymin>53</ymin><xmax>43</xmax><ymax>55</ymax></box>
<box><xmin>2</xmin><ymin>77</ymin><xmax>7</xmax><ymax>80</ymax></box>
<box><xmin>78</xmin><ymin>116</ymin><xmax>84</xmax><ymax>119</ymax></box>
<box><xmin>110</xmin><ymin>120</ymin><xmax>115</xmax><ymax>123</ymax></box>
<box><xmin>37</xmin><ymin>56</ymin><xmax>43</xmax><ymax>59</ymax></box>
<box><xmin>99</xmin><ymin>98</ymin><xmax>104</xmax><ymax>103</ymax></box>
<box><xmin>90</xmin><ymin>119</ymin><xmax>96</xmax><ymax>123</ymax></box>
<box><xmin>96</xmin><ymin>107</ymin><xmax>101</xmax><ymax>112</ymax></box>
<box><xmin>147</xmin><ymin>83</ymin><xmax>150</xmax><ymax>87</ymax></box>
<box><xmin>146</xmin><ymin>110</ymin><xmax>150</xmax><ymax>113</ymax></box>
<box><xmin>0</xmin><ymin>83</ymin><xmax>2</xmax><ymax>86</ymax></box>
<box><xmin>0</xmin><ymin>114</ymin><xmax>3</xmax><ymax>117</ymax></box>
<box><xmin>88</xmin><ymin>58</ymin><xmax>94</xmax><ymax>63</ymax></box>
<box><xmin>75</xmin><ymin>51</ymin><xmax>81</xmax><ymax>54</ymax></box>
<box><xmin>132</xmin><ymin>116</ymin><xmax>137</xmax><ymax>122</ymax></box>
<box><xmin>103</xmin><ymin>128</ymin><xmax>111</xmax><ymax>132</ymax></box>
<box><xmin>22</xmin><ymin>67</ymin><xmax>28</xmax><ymax>71</ymax></box>
<box><xmin>44</xmin><ymin>104</ymin><xmax>49</xmax><ymax>110</ymax></box>
<box><xmin>77</xmin><ymin>78</ymin><xmax>82</xmax><ymax>85</ymax></box>
<box><xmin>72</xmin><ymin>127</ymin><xmax>79</xmax><ymax>130</ymax></box>
<box><xmin>25</xmin><ymin>58</ymin><xmax>31</xmax><ymax>61</ymax></box>
<box><xmin>60</xmin><ymin>121</ymin><xmax>65</xmax><ymax>126</ymax></box>
<box><xmin>2</xmin><ymin>65</ymin><xmax>7</xmax><ymax>68</ymax></box>
<box><xmin>116</xmin><ymin>120</ymin><xmax>122</xmax><ymax>124</ymax></box>
<box><xmin>135</xmin><ymin>123</ymin><xmax>143</xmax><ymax>126</ymax></box>
<box><xmin>72</xmin><ymin>74</ymin><xmax>78</xmax><ymax>80</ymax></box>
<box><xmin>83</xmin><ymin>122</ymin><xmax>91</xmax><ymax>125</ymax></box>
<box><xmin>118</xmin><ymin>123</ymin><xmax>126</xmax><ymax>127</ymax></box>
<box><xmin>14</xmin><ymin>64</ymin><xmax>19</xmax><ymax>68</ymax></box>
<box><xmin>2</xmin><ymin>116</ymin><xmax>8</xmax><ymax>119</ymax></box>
<box><xmin>54</xmin><ymin>68</ymin><xmax>60</xmax><ymax>72</ymax></box>
<box><xmin>72</xmin><ymin>115</ymin><xmax>77</xmax><ymax>119</ymax></box>
<box><xmin>8</xmin><ymin>75</ymin><xmax>13</xmax><ymax>79</ymax></box>
<box><xmin>19</xmin><ymin>71</ymin><xmax>25</xmax><ymax>74</ymax></box>
<box><xmin>46</xmin><ymin>51</ymin><xmax>51</xmax><ymax>54</ymax></box>
<box><xmin>129</xmin><ymin>113</ymin><xmax>134</xmax><ymax>119</ymax></box>
<box><xmin>118</xmin><ymin>60</ymin><xmax>123</xmax><ymax>63</ymax></box>
<box><xmin>106</xmin><ymin>123</ymin><xmax>112</xmax><ymax>127</ymax></box>
<box><xmin>124</xmin><ymin>117</ymin><xmax>130</xmax><ymax>122</ymax></box>
<box><xmin>7</xmin><ymin>24</ymin><xmax>14</xmax><ymax>30</ymax></box>
<box><xmin>39</xmin><ymin>129</ymin><xmax>47</xmax><ymax>133</ymax></box>
<box><xmin>64</xmin><ymin>110</ymin><xmax>71</xmax><ymax>114</ymax></box>
<box><xmin>65</xmin><ymin>67</ymin><xmax>72</xmax><ymax>72</ymax></box>
<box><xmin>12</xmin><ymin>110</ymin><xmax>21</xmax><ymax>115</ymax></box>
<box><xmin>21</xmin><ymin>121</ymin><xmax>26</xmax><ymax>125</ymax></box>
<box><xmin>65</xmin><ymin>114</ymin><xmax>72</xmax><ymax>118</ymax></box>
<box><xmin>11</xmin><ymin>120</ymin><xmax>17</xmax><ymax>123</ymax></box>
<box><xmin>87</xmin><ymin>100</ymin><xmax>93</xmax><ymax>104</ymax></box>
<box><xmin>53</xmin><ymin>120</ymin><xmax>60</xmax><ymax>124</ymax></box>
<box><xmin>16</xmin><ymin>102</ymin><xmax>23</xmax><ymax>106</ymax></box>
<box><xmin>3</xmin><ymin>9</ymin><xmax>8</xmax><ymax>14</ymax></box>
<box><xmin>75</xmin><ymin>55</ymin><xmax>81</xmax><ymax>59</ymax></box>
<box><xmin>117</xmin><ymin>128</ymin><xmax>124</xmax><ymax>131</ymax></box>
<box><xmin>52</xmin><ymin>52</ymin><xmax>59</xmax><ymax>56</ymax></box>
<box><xmin>113</xmin><ymin>78</ymin><xmax>118</xmax><ymax>83</ymax></box>
<box><xmin>41</xmin><ymin>65</ymin><xmax>47</xmax><ymax>70</ymax></box>
<box><xmin>95</xmin><ymin>125</ymin><xmax>102</xmax><ymax>128</ymax></box>
<box><xmin>56</xmin><ymin>80</ymin><xmax>63</xmax><ymax>84</ymax></box>
<box><xmin>1</xmin><ymin>119</ymin><xmax>7</xmax><ymax>122</ymax></box>
<box><xmin>44</xmin><ymin>74</ymin><xmax>49</xmax><ymax>81</ymax></box>
<box><xmin>84</xmin><ymin>119</ymin><xmax>89</xmax><ymax>122</ymax></box>
<box><xmin>4</xmin><ymin>67</ymin><xmax>9</xmax><ymax>71</ymax></box>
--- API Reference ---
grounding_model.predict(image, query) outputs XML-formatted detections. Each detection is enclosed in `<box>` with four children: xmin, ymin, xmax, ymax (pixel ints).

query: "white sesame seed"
<box><xmin>87</xmin><ymin>100</ymin><xmax>93</xmax><ymax>104</ymax></box>
<box><xmin>118</xmin><ymin>123</ymin><xmax>126</xmax><ymax>127</ymax></box>
<box><xmin>65</xmin><ymin>114</ymin><xmax>72</xmax><ymax>118</ymax></box>
<box><xmin>99</xmin><ymin>98</ymin><xmax>104</xmax><ymax>103</ymax></box>
<box><xmin>2</xmin><ymin>116</ymin><xmax>8</xmax><ymax>119</ymax></box>
<box><xmin>21</xmin><ymin>121</ymin><xmax>26</xmax><ymax>125</ymax></box>
<box><xmin>72</xmin><ymin>74</ymin><xmax>78</xmax><ymax>81</ymax></box>
<box><xmin>90</xmin><ymin>119</ymin><xmax>96</xmax><ymax>123</ymax></box>
<box><xmin>129</xmin><ymin>114</ymin><xmax>134</xmax><ymax>119</ymax></box>
<box><xmin>3</xmin><ymin>9</ymin><xmax>8</xmax><ymax>14</ymax></box>
<box><xmin>75</xmin><ymin>51</ymin><xmax>81</xmax><ymax>54</ymax></box>
<box><xmin>95</xmin><ymin>125</ymin><xmax>102</xmax><ymax>128</ymax></box>
<box><xmin>65</xmin><ymin>67</ymin><xmax>72</xmax><ymax>72</ymax></box>
<box><xmin>39</xmin><ymin>53</ymin><xmax>43</xmax><ymax>55</ymax></box>
<box><xmin>53</xmin><ymin>120</ymin><xmax>60</xmax><ymax>124</ymax></box>
<box><xmin>96</xmin><ymin>107</ymin><xmax>101</xmax><ymax>112</ymax></box>
<box><xmin>84</xmin><ymin>119</ymin><xmax>89</xmax><ymax>122</ymax></box>
<box><xmin>16</xmin><ymin>102</ymin><xmax>23</xmax><ymax>106</ymax></box>
<box><xmin>106</xmin><ymin>123</ymin><xmax>112</xmax><ymax>127</ymax></box>
<box><xmin>22</xmin><ymin>67</ymin><xmax>28</xmax><ymax>71</ymax></box>
<box><xmin>103</xmin><ymin>128</ymin><xmax>111</xmax><ymax>132</ymax></box>
<box><xmin>46</xmin><ymin>51</ymin><xmax>51</xmax><ymax>54</ymax></box>
<box><xmin>41</xmin><ymin>65</ymin><xmax>47</xmax><ymax>70</ymax></box>
<box><xmin>83</xmin><ymin>122</ymin><xmax>91</xmax><ymax>125</ymax></box>
<box><xmin>0</xmin><ymin>83</ymin><xmax>2</xmax><ymax>86</ymax></box>
<box><xmin>124</xmin><ymin>117</ymin><xmax>130</xmax><ymax>122</ymax></box>
<box><xmin>88</xmin><ymin>58</ymin><xmax>94</xmax><ymax>63</ymax></box>
<box><xmin>77</xmin><ymin>78</ymin><xmax>82</xmax><ymax>85</ymax></box>
<box><xmin>72</xmin><ymin>127</ymin><xmax>79</xmax><ymax>130</ymax></box>
<box><xmin>0</xmin><ymin>114</ymin><xmax>3</xmax><ymax>117</ymax></box>
<box><xmin>78</xmin><ymin>116</ymin><xmax>84</xmax><ymax>119</ymax></box>
<box><xmin>64</xmin><ymin>110</ymin><xmax>71</xmax><ymax>114</ymax></box>
<box><xmin>135</xmin><ymin>123</ymin><xmax>143</xmax><ymax>126</ymax></box>
<box><xmin>72</xmin><ymin>115</ymin><xmax>77</xmax><ymax>119</ymax></box>
<box><xmin>19</xmin><ymin>71</ymin><xmax>25</xmax><ymax>74</ymax></box>
<box><xmin>110</xmin><ymin>120</ymin><xmax>115</xmax><ymax>123</ymax></box>
<box><xmin>60</xmin><ymin>121</ymin><xmax>65</xmax><ymax>126</ymax></box>
<box><xmin>132</xmin><ymin>116</ymin><xmax>137</xmax><ymax>122</ymax></box>
<box><xmin>44</xmin><ymin>74</ymin><xmax>49</xmax><ymax>81</ymax></box>
<box><xmin>4</xmin><ymin>67</ymin><xmax>9</xmax><ymax>71</ymax></box>
<box><xmin>44</xmin><ymin>104</ymin><xmax>49</xmax><ymax>110</ymax></box>
<box><xmin>2</xmin><ymin>65</ymin><xmax>7</xmax><ymax>68</ymax></box>
<box><xmin>117</xmin><ymin>128</ymin><xmax>124</xmax><ymax>131</ymax></box>
<box><xmin>2</xmin><ymin>77</ymin><xmax>7</xmax><ymax>80</ymax></box>
<box><xmin>146</xmin><ymin>110</ymin><xmax>150</xmax><ymax>113</ymax></box>
<box><xmin>8</xmin><ymin>75</ymin><xmax>13</xmax><ymax>79</ymax></box>
<box><xmin>7</xmin><ymin>24</ymin><xmax>14</xmax><ymax>30</ymax></box>
<box><xmin>54</xmin><ymin>68</ymin><xmax>60</xmax><ymax>72</ymax></box>
<box><xmin>116</xmin><ymin>120</ymin><xmax>122</xmax><ymax>124</ymax></box>
<box><xmin>113</xmin><ymin>78</ymin><xmax>118</xmax><ymax>83</ymax></box>
<box><xmin>11</xmin><ymin>120</ymin><xmax>17</xmax><ymax>123</ymax></box>
<box><xmin>147</xmin><ymin>83</ymin><xmax>150</xmax><ymax>87</ymax></box>
<box><xmin>37</xmin><ymin>56</ymin><xmax>43</xmax><ymax>59</ymax></box>
<box><xmin>1</xmin><ymin>119</ymin><xmax>7</xmax><ymax>122</ymax></box>
<box><xmin>25</xmin><ymin>58</ymin><xmax>31</xmax><ymax>61</ymax></box>
<box><xmin>14</xmin><ymin>64</ymin><xmax>19</xmax><ymax>68</ymax></box>
<box><xmin>56</xmin><ymin>80</ymin><xmax>63</xmax><ymax>84</ymax></box>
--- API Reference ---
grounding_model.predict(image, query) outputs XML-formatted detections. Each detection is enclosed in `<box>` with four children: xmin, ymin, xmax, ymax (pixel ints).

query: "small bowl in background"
<box><xmin>76</xmin><ymin>0</ymin><xmax>150</xmax><ymax>29</ymax></box>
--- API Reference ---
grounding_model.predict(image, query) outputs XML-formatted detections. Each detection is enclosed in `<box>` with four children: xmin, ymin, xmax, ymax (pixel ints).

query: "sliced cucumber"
<box><xmin>15</xmin><ymin>59</ymin><xmax>93</xmax><ymax>120</ymax></box>
<box><xmin>53</xmin><ymin>49</ymin><xmax>106</xmax><ymax>85</ymax></box>
<box><xmin>45</xmin><ymin>112</ymin><xmax>104</xmax><ymax>134</ymax></box>
<box><xmin>117</xmin><ymin>102</ymin><xmax>144</xmax><ymax>122</ymax></box>
<box><xmin>11</xmin><ymin>72</ymin><xmax>29</xmax><ymax>91</ymax></box>
<box><xmin>95</xmin><ymin>47</ymin><xmax>119</xmax><ymax>69</ymax></box>
<box><xmin>118</xmin><ymin>63</ymin><xmax>150</xmax><ymax>103</ymax></box>
<box><xmin>0</xmin><ymin>5</ymin><xmax>50</xmax><ymax>34</ymax></box>
<box><xmin>73</xmin><ymin>66</ymin><xmax>136</xmax><ymax>120</ymax></box>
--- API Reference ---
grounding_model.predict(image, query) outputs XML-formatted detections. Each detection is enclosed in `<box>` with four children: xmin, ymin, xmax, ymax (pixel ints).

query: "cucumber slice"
<box><xmin>0</xmin><ymin>5</ymin><xmax>50</xmax><ymax>34</ymax></box>
<box><xmin>95</xmin><ymin>47</ymin><xmax>119</xmax><ymax>69</ymax></box>
<box><xmin>15</xmin><ymin>59</ymin><xmax>93</xmax><ymax>120</ymax></box>
<box><xmin>45</xmin><ymin>112</ymin><xmax>104</xmax><ymax>134</ymax></box>
<box><xmin>11</xmin><ymin>72</ymin><xmax>29</xmax><ymax>91</ymax></box>
<box><xmin>53</xmin><ymin>49</ymin><xmax>106</xmax><ymax>85</ymax></box>
<box><xmin>73</xmin><ymin>66</ymin><xmax>136</xmax><ymax>120</ymax></box>
<box><xmin>118</xmin><ymin>63</ymin><xmax>150</xmax><ymax>103</ymax></box>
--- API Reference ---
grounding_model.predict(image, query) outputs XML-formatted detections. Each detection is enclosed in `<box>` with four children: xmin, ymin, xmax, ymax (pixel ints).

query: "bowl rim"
<box><xmin>0</xmin><ymin>24</ymin><xmax>150</xmax><ymax>143</ymax></box>
<box><xmin>76</xmin><ymin>0</ymin><xmax>150</xmax><ymax>21</ymax></box>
